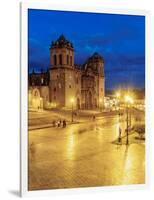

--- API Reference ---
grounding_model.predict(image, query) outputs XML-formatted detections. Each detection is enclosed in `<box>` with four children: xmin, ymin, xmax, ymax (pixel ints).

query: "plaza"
<box><xmin>28</xmin><ymin>109</ymin><xmax>145</xmax><ymax>190</ymax></box>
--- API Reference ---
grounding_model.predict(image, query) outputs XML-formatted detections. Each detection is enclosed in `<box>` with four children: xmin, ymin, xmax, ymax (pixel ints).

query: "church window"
<box><xmin>67</xmin><ymin>55</ymin><xmax>69</xmax><ymax>65</ymax></box>
<box><xmin>53</xmin><ymin>55</ymin><xmax>57</xmax><ymax>65</ymax></box>
<box><xmin>59</xmin><ymin>54</ymin><xmax>62</xmax><ymax>65</ymax></box>
<box><xmin>70</xmin><ymin>56</ymin><xmax>72</xmax><ymax>66</ymax></box>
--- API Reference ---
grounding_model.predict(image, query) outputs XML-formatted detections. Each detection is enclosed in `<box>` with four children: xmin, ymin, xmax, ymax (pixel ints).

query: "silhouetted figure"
<box><xmin>118</xmin><ymin>127</ymin><xmax>122</xmax><ymax>143</ymax></box>
<box><xmin>63</xmin><ymin>120</ymin><xmax>66</xmax><ymax>128</ymax></box>
<box><xmin>92</xmin><ymin>115</ymin><xmax>96</xmax><ymax>121</ymax></box>
<box><xmin>57</xmin><ymin>120</ymin><xmax>61</xmax><ymax>127</ymax></box>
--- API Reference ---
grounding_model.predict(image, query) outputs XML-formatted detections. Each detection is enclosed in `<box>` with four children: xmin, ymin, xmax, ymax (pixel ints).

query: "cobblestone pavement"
<box><xmin>28</xmin><ymin>115</ymin><xmax>145</xmax><ymax>190</ymax></box>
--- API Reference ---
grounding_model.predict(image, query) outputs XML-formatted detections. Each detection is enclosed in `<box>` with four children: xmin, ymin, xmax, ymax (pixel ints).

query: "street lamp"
<box><xmin>129</xmin><ymin>98</ymin><xmax>134</xmax><ymax>128</ymax></box>
<box><xmin>71</xmin><ymin>98</ymin><xmax>74</xmax><ymax>122</ymax></box>
<box><xmin>116</xmin><ymin>92</ymin><xmax>121</xmax><ymax>143</ymax></box>
<box><xmin>99</xmin><ymin>98</ymin><xmax>103</xmax><ymax>112</ymax></box>
<box><xmin>124</xmin><ymin>95</ymin><xmax>134</xmax><ymax>145</ymax></box>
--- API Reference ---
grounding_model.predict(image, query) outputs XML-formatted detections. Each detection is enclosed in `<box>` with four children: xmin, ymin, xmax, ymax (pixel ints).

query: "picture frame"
<box><xmin>20</xmin><ymin>1</ymin><xmax>150</xmax><ymax>197</ymax></box>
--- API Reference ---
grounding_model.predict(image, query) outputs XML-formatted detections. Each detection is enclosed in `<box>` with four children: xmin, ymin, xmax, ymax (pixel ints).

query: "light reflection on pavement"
<box><xmin>28</xmin><ymin>116</ymin><xmax>145</xmax><ymax>190</ymax></box>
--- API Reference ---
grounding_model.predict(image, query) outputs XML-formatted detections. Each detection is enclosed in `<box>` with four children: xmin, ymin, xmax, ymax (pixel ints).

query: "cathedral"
<box><xmin>28</xmin><ymin>35</ymin><xmax>105</xmax><ymax>110</ymax></box>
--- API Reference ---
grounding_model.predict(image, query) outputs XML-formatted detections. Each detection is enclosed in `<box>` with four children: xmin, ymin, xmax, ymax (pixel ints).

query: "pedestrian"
<box><xmin>93</xmin><ymin>115</ymin><xmax>95</xmax><ymax>121</ymax></box>
<box><xmin>57</xmin><ymin>120</ymin><xmax>60</xmax><ymax>127</ymax></box>
<box><xmin>63</xmin><ymin>120</ymin><xmax>66</xmax><ymax>128</ymax></box>
<box><xmin>118</xmin><ymin>127</ymin><xmax>122</xmax><ymax>143</ymax></box>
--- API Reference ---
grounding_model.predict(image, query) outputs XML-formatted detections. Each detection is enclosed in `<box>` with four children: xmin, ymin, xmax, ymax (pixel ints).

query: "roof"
<box><xmin>50</xmin><ymin>34</ymin><xmax>73</xmax><ymax>49</ymax></box>
<box><xmin>89</xmin><ymin>52</ymin><xmax>104</xmax><ymax>61</ymax></box>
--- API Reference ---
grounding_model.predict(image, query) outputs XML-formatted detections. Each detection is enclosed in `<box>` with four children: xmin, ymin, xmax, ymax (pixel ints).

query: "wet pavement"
<box><xmin>28</xmin><ymin>115</ymin><xmax>145</xmax><ymax>190</ymax></box>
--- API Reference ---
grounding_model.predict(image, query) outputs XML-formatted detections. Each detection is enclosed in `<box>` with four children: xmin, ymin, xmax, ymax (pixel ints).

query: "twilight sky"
<box><xmin>28</xmin><ymin>9</ymin><xmax>145</xmax><ymax>90</ymax></box>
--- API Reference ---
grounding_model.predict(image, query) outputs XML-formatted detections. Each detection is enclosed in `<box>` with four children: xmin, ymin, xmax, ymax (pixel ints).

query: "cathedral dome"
<box><xmin>83</xmin><ymin>52</ymin><xmax>104</xmax><ymax>75</ymax></box>
<box><xmin>89</xmin><ymin>52</ymin><xmax>104</xmax><ymax>62</ymax></box>
<box><xmin>50</xmin><ymin>34</ymin><xmax>73</xmax><ymax>49</ymax></box>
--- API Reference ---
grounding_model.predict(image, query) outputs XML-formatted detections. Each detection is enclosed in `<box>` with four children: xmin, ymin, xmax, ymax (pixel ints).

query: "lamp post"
<box><xmin>125</xmin><ymin>95</ymin><xmax>134</xmax><ymax>145</ymax></box>
<box><xmin>116</xmin><ymin>92</ymin><xmax>121</xmax><ymax>142</ymax></box>
<box><xmin>129</xmin><ymin>98</ymin><xmax>134</xmax><ymax>129</ymax></box>
<box><xmin>71</xmin><ymin>98</ymin><xmax>74</xmax><ymax>122</ymax></box>
<box><xmin>126</xmin><ymin>102</ymin><xmax>129</xmax><ymax>145</ymax></box>
<box><xmin>116</xmin><ymin>92</ymin><xmax>121</xmax><ymax>120</ymax></box>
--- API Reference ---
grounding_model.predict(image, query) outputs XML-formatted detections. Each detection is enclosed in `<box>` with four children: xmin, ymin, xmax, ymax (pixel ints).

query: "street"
<box><xmin>28</xmin><ymin>111</ymin><xmax>145</xmax><ymax>190</ymax></box>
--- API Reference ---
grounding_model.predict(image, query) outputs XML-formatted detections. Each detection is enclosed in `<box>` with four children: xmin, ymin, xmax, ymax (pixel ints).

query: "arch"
<box><xmin>85</xmin><ymin>91</ymin><xmax>93</xmax><ymax>109</ymax></box>
<box><xmin>31</xmin><ymin>88</ymin><xmax>42</xmax><ymax>109</ymax></box>
<box><xmin>32</xmin><ymin>88</ymin><xmax>40</xmax><ymax>98</ymax></box>
<box><xmin>70</xmin><ymin>56</ymin><xmax>72</xmax><ymax>66</ymax></box>
<box><xmin>53</xmin><ymin>55</ymin><xmax>57</xmax><ymax>65</ymax></box>
<box><xmin>59</xmin><ymin>54</ymin><xmax>62</xmax><ymax>65</ymax></box>
<box><xmin>67</xmin><ymin>55</ymin><xmax>69</xmax><ymax>65</ymax></box>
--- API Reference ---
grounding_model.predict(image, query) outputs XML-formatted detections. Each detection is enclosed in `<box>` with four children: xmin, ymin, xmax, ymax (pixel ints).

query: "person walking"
<box><xmin>63</xmin><ymin>120</ymin><xmax>66</xmax><ymax>128</ymax></box>
<box><xmin>57</xmin><ymin>119</ymin><xmax>61</xmax><ymax>127</ymax></box>
<box><xmin>118</xmin><ymin>127</ymin><xmax>122</xmax><ymax>143</ymax></box>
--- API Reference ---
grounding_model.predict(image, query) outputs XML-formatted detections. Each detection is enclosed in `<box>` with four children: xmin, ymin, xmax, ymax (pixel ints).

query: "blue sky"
<box><xmin>28</xmin><ymin>9</ymin><xmax>145</xmax><ymax>90</ymax></box>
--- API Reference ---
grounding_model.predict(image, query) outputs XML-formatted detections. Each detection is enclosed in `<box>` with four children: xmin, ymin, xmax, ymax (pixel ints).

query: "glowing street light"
<box><xmin>116</xmin><ymin>92</ymin><xmax>121</xmax><ymax>99</ymax></box>
<box><xmin>125</xmin><ymin>95</ymin><xmax>134</xmax><ymax>104</ymax></box>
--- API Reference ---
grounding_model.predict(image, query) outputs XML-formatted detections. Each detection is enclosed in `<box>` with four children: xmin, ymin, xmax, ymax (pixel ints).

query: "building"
<box><xmin>29</xmin><ymin>35</ymin><xmax>105</xmax><ymax>110</ymax></box>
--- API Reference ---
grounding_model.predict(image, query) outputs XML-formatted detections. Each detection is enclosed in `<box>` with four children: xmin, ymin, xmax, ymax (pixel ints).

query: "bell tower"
<box><xmin>49</xmin><ymin>35</ymin><xmax>76</xmax><ymax>108</ymax></box>
<box><xmin>50</xmin><ymin>34</ymin><xmax>74</xmax><ymax>68</ymax></box>
<box><xmin>83</xmin><ymin>52</ymin><xmax>105</xmax><ymax>109</ymax></box>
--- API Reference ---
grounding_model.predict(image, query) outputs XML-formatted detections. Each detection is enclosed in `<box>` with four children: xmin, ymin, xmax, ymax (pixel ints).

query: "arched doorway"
<box><xmin>31</xmin><ymin>88</ymin><xmax>42</xmax><ymax>110</ymax></box>
<box><xmin>86</xmin><ymin>91</ymin><xmax>92</xmax><ymax>109</ymax></box>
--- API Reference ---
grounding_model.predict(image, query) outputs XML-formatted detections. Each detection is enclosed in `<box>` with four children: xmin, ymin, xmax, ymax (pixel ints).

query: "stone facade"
<box><xmin>29</xmin><ymin>35</ymin><xmax>105</xmax><ymax>110</ymax></box>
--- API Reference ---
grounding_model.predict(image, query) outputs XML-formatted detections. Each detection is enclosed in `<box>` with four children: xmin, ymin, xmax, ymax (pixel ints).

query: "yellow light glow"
<box><xmin>116</xmin><ymin>92</ymin><xmax>121</xmax><ymax>98</ymax></box>
<box><xmin>125</xmin><ymin>95</ymin><xmax>134</xmax><ymax>104</ymax></box>
<box><xmin>70</xmin><ymin>98</ymin><xmax>74</xmax><ymax>103</ymax></box>
<box><xmin>99</xmin><ymin>98</ymin><xmax>102</xmax><ymax>103</ymax></box>
<box><xmin>129</xmin><ymin>98</ymin><xmax>134</xmax><ymax>104</ymax></box>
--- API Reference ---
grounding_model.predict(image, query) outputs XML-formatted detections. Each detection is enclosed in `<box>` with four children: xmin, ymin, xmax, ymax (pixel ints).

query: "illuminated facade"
<box><xmin>29</xmin><ymin>35</ymin><xmax>105</xmax><ymax>110</ymax></box>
